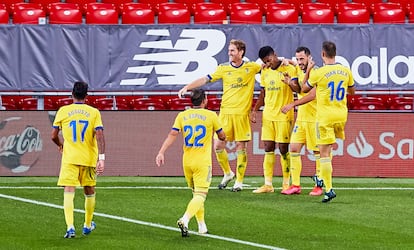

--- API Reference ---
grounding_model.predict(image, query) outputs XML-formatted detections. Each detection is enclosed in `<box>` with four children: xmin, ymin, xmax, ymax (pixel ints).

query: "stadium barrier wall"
<box><xmin>1</xmin><ymin>111</ymin><xmax>413</xmax><ymax>178</ymax></box>
<box><xmin>0</xmin><ymin>25</ymin><xmax>414</xmax><ymax>92</ymax></box>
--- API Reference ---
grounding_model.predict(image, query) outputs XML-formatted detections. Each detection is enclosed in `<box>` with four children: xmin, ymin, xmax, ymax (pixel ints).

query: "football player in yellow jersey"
<box><xmin>302</xmin><ymin>41</ymin><xmax>355</xmax><ymax>203</ymax></box>
<box><xmin>156</xmin><ymin>89</ymin><xmax>225</xmax><ymax>237</ymax></box>
<box><xmin>178</xmin><ymin>39</ymin><xmax>262</xmax><ymax>192</ymax></box>
<box><xmin>280</xmin><ymin>47</ymin><xmax>324</xmax><ymax>196</ymax></box>
<box><xmin>251</xmin><ymin>46</ymin><xmax>300</xmax><ymax>194</ymax></box>
<box><xmin>52</xmin><ymin>81</ymin><xmax>105</xmax><ymax>238</ymax></box>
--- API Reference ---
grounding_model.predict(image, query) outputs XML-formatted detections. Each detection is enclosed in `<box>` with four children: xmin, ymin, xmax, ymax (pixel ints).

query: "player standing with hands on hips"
<box><xmin>156</xmin><ymin>89</ymin><xmax>225</xmax><ymax>237</ymax></box>
<box><xmin>52</xmin><ymin>81</ymin><xmax>105</xmax><ymax>238</ymax></box>
<box><xmin>301</xmin><ymin>41</ymin><xmax>355</xmax><ymax>202</ymax></box>
<box><xmin>178</xmin><ymin>39</ymin><xmax>261</xmax><ymax>192</ymax></box>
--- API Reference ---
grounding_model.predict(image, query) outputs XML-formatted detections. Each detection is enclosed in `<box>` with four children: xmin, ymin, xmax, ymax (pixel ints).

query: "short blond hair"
<box><xmin>230</xmin><ymin>39</ymin><xmax>246</xmax><ymax>58</ymax></box>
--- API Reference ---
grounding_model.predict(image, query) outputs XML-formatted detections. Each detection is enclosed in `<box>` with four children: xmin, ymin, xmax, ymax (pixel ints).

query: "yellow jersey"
<box><xmin>53</xmin><ymin>103</ymin><xmax>103</xmax><ymax>167</ymax></box>
<box><xmin>208</xmin><ymin>61</ymin><xmax>261</xmax><ymax>115</ymax></box>
<box><xmin>260</xmin><ymin>64</ymin><xmax>297</xmax><ymax>121</ymax></box>
<box><xmin>173</xmin><ymin>108</ymin><xmax>222</xmax><ymax>167</ymax></box>
<box><xmin>307</xmin><ymin>63</ymin><xmax>354</xmax><ymax>124</ymax></box>
<box><xmin>296</xmin><ymin>65</ymin><xmax>317</xmax><ymax>122</ymax></box>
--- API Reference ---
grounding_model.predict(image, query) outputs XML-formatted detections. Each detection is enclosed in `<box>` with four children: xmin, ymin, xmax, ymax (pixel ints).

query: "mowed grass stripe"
<box><xmin>0</xmin><ymin>193</ymin><xmax>285</xmax><ymax>250</ymax></box>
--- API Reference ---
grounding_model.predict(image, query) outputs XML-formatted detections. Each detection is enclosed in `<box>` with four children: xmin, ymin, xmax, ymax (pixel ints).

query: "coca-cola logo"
<box><xmin>0</xmin><ymin>117</ymin><xmax>42</xmax><ymax>173</ymax></box>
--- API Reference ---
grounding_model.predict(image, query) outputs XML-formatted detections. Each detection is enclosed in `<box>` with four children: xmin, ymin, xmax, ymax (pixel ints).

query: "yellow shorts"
<box><xmin>57</xmin><ymin>163</ymin><xmax>97</xmax><ymax>187</ymax></box>
<box><xmin>316</xmin><ymin>121</ymin><xmax>346</xmax><ymax>145</ymax></box>
<box><xmin>290</xmin><ymin>121</ymin><xmax>318</xmax><ymax>151</ymax></box>
<box><xmin>183</xmin><ymin>164</ymin><xmax>211</xmax><ymax>193</ymax></box>
<box><xmin>215</xmin><ymin>113</ymin><xmax>251</xmax><ymax>142</ymax></box>
<box><xmin>261</xmin><ymin>119</ymin><xmax>292</xmax><ymax>143</ymax></box>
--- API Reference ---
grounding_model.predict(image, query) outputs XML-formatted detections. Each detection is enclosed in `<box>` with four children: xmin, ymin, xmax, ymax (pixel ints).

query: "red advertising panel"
<box><xmin>0</xmin><ymin>111</ymin><xmax>413</xmax><ymax>177</ymax></box>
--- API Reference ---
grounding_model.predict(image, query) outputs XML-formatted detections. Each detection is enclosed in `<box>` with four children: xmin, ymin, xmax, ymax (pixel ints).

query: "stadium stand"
<box><xmin>157</xmin><ymin>2</ymin><xmax>190</xmax><ymax>24</ymax></box>
<box><xmin>372</xmin><ymin>3</ymin><xmax>406</xmax><ymax>24</ymax></box>
<box><xmin>13</xmin><ymin>5</ymin><xmax>45</xmax><ymax>24</ymax></box>
<box><xmin>0</xmin><ymin>4</ymin><xmax>9</xmax><ymax>24</ymax></box>
<box><xmin>280</xmin><ymin>0</ymin><xmax>311</xmax><ymax>12</ymax></box>
<box><xmin>265</xmin><ymin>3</ymin><xmax>298</xmax><ymax>24</ymax></box>
<box><xmin>210</xmin><ymin>0</ymin><xmax>240</xmax><ymax>15</ymax></box>
<box><xmin>336</xmin><ymin>3</ymin><xmax>370</xmax><ymax>24</ymax></box>
<box><xmin>349</xmin><ymin>96</ymin><xmax>389</xmax><ymax>111</ymax></box>
<box><xmin>245</xmin><ymin>0</ymin><xmax>275</xmax><ymax>15</ymax></box>
<box><xmin>130</xmin><ymin>97</ymin><xmax>168</xmax><ymax>110</ymax></box>
<box><xmin>301</xmin><ymin>8</ymin><xmax>335</xmax><ymax>24</ymax></box>
<box><xmin>49</xmin><ymin>4</ymin><xmax>83</xmax><ymax>24</ymax></box>
<box><xmin>388</xmin><ymin>96</ymin><xmax>414</xmax><ymax>111</ymax></box>
<box><xmin>85</xmin><ymin>3</ymin><xmax>118</xmax><ymax>24</ymax></box>
<box><xmin>193</xmin><ymin>3</ymin><xmax>227</xmax><ymax>24</ymax></box>
<box><xmin>229</xmin><ymin>4</ymin><xmax>262</xmax><ymax>24</ymax></box>
<box><xmin>168</xmin><ymin>97</ymin><xmax>193</xmax><ymax>110</ymax></box>
<box><xmin>121</xmin><ymin>3</ymin><xmax>154</xmax><ymax>24</ymax></box>
<box><xmin>173</xmin><ymin>0</ymin><xmax>204</xmax><ymax>14</ymax></box>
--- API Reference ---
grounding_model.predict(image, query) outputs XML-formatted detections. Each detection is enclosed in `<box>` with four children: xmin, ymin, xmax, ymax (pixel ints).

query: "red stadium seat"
<box><xmin>350</xmin><ymin>96</ymin><xmax>388</xmax><ymax>111</ymax></box>
<box><xmin>301</xmin><ymin>8</ymin><xmax>334</xmax><ymax>24</ymax></box>
<box><xmin>409</xmin><ymin>4</ymin><xmax>414</xmax><ymax>23</ymax></box>
<box><xmin>0</xmin><ymin>0</ymin><xmax>24</xmax><ymax>14</ymax></box>
<box><xmin>121</xmin><ymin>3</ymin><xmax>154</xmax><ymax>24</ymax></box>
<box><xmin>337</xmin><ymin>4</ymin><xmax>370</xmax><ymax>24</ymax></box>
<box><xmin>0</xmin><ymin>4</ymin><xmax>9</xmax><ymax>23</ymax></box>
<box><xmin>265</xmin><ymin>3</ymin><xmax>298</xmax><ymax>23</ymax></box>
<box><xmin>12</xmin><ymin>7</ymin><xmax>45</xmax><ymax>24</ymax></box>
<box><xmin>245</xmin><ymin>0</ymin><xmax>275</xmax><ymax>14</ymax></box>
<box><xmin>316</xmin><ymin>0</ymin><xmax>346</xmax><ymax>13</ymax></box>
<box><xmin>280</xmin><ymin>0</ymin><xmax>310</xmax><ymax>13</ymax></box>
<box><xmin>230</xmin><ymin>6</ymin><xmax>262</xmax><ymax>24</ymax></box>
<box><xmin>56</xmin><ymin>97</ymin><xmax>73</xmax><ymax>109</ymax></box>
<box><xmin>168</xmin><ymin>97</ymin><xmax>193</xmax><ymax>110</ymax></box>
<box><xmin>49</xmin><ymin>7</ymin><xmax>82</xmax><ymax>24</ymax></box>
<box><xmin>47</xmin><ymin>2</ymin><xmax>80</xmax><ymax>12</ymax></box>
<box><xmin>91</xmin><ymin>97</ymin><xmax>116</xmax><ymax>110</ymax></box>
<box><xmin>86</xmin><ymin>4</ymin><xmax>118</xmax><ymax>24</ymax></box>
<box><xmin>173</xmin><ymin>0</ymin><xmax>203</xmax><ymax>14</ymax></box>
<box><xmin>18</xmin><ymin>97</ymin><xmax>38</xmax><ymax>110</ymax></box>
<box><xmin>352</xmin><ymin>0</ymin><xmax>382</xmax><ymax>14</ymax></box>
<box><xmin>101</xmin><ymin>0</ymin><xmax>132</xmax><ymax>13</ymax></box>
<box><xmin>300</xmin><ymin>2</ymin><xmax>331</xmax><ymax>15</ymax></box>
<box><xmin>210</xmin><ymin>0</ymin><xmax>240</xmax><ymax>14</ymax></box>
<box><xmin>389</xmin><ymin>0</ymin><xmax>411</xmax><ymax>14</ymax></box>
<box><xmin>373</xmin><ymin>7</ymin><xmax>406</xmax><ymax>24</ymax></box>
<box><xmin>65</xmin><ymin>0</ymin><xmax>96</xmax><ymax>14</ymax></box>
<box><xmin>206</xmin><ymin>97</ymin><xmax>221</xmax><ymax>111</ymax></box>
<box><xmin>28</xmin><ymin>0</ymin><xmax>60</xmax><ymax>12</ymax></box>
<box><xmin>194</xmin><ymin>4</ymin><xmax>227</xmax><ymax>24</ymax></box>
<box><xmin>388</xmin><ymin>96</ymin><xmax>413</xmax><ymax>111</ymax></box>
<box><xmin>130</xmin><ymin>97</ymin><xmax>167</xmax><ymax>110</ymax></box>
<box><xmin>138</xmin><ymin>0</ymin><xmax>168</xmax><ymax>14</ymax></box>
<box><xmin>157</xmin><ymin>4</ymin><xmax>190</xmax><ymax>24</ymax></box>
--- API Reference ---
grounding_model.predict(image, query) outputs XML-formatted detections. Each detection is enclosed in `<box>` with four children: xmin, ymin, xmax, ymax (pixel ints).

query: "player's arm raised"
<box><xmin>178</xmin><ymin>77</ymin><xmax>209</xmax><ymax>98</ymax></box>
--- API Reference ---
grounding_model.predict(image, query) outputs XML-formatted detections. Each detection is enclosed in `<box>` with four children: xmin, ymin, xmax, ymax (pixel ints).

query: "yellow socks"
<box><xmin>183</xmin><ymin>193</ymin><xmax>206</xmax><ymax>225</ymax></box>
<box><xmin>315</xmin><ymin>153</ymin><xmax>321</xmax><ymax>179</ymax></box>
<box><xmin>63</xmin><ymin>192</ymin><xmax>75</xmax><ymax>229</ymax></box>
<box><xmin>263</xmin><ymin>152</ymin><xmax>275</xmax><ymax>186</ymax></box>
<box><xmin>215</xmin><ymin>149</ymin><xmax>231</xmax><ymax>175</ymax></box>
<box><xmin>236</xmin><ymin>149</ymin><xmax>247</xmax><ymax>184</ymax></box>
<box><xmin>281</xmin><ymin>152</ymin><xmax>290</xmax><ymax>187</ymax></box>
<box><xmin>84</xmin><ymin>194</ymin><xmax>96</xmax><ymax>228</ymax></box>
<box><xmin>320</xmin><ymin>157</ymin><xmax>333</xmax><ymax>191</ymax></box>
<box><xmin>290</xmin><ymin>152</ymin><xmax>302</xmax><ymax>186</ymax></box>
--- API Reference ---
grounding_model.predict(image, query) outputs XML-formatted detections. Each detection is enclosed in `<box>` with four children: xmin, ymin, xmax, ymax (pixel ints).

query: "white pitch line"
<box><xmin>0</xmin><ymin>193</ymin><xmax>285</xmax><ymax>250</ymax></box>
<box><xmin>1</xmin><ymin>186</ymin><xmax>414</xmax><ymax>190</ymax></box>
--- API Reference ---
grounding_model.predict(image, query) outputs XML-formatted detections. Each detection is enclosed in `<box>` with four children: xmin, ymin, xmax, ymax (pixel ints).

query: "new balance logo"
<box><xmin>347</xmin><ymin>131</ymin><xmax>374</xmax><ymax>158</ymax></box>
<box><xmin>120</xmin><ymin>29</ymin><xmax>227</xmax><ymax>86</ymax></box>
